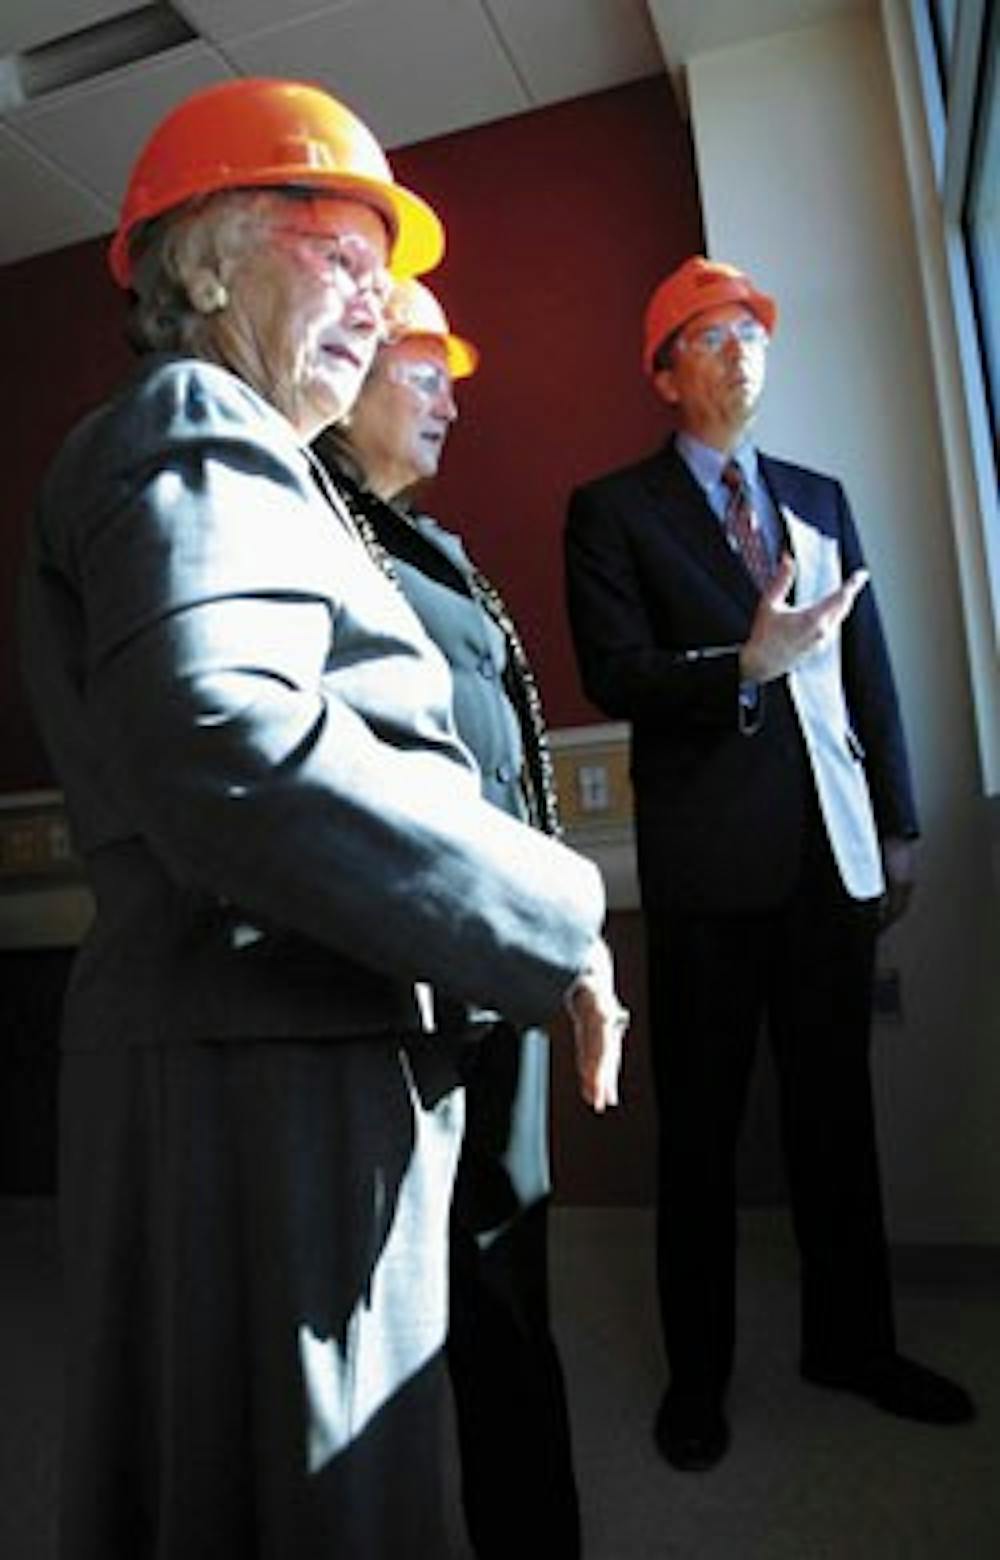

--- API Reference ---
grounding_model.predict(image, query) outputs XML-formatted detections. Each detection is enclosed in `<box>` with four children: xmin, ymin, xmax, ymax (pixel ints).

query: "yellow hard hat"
<box><xmin>384</xmin><ymin>278</ymin><xmax>479</xmax><ymax>378</ymax></box>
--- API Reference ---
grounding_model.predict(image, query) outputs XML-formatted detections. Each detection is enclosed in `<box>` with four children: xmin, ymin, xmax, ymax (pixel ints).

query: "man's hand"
<box><xmin>740</xmin><ymin>553</ymin><xmax>869</xmax><ymax>684</ymax></box>
<box><xmin>565</xmin><ymin>939</ymin><xmax>628</xmax><ymax>1113</ymax></box>
<box><xmin>879</xmin><ymin>835</ymin><xmax>918</xmax><ymax>932</ymax></box>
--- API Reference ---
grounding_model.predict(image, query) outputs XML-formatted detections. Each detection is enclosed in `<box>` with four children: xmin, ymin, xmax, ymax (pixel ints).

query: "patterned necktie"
<box><xmin>721</xmin><ymin>459</ymin><xmax>772</xmax><ymax>589</ymax></box>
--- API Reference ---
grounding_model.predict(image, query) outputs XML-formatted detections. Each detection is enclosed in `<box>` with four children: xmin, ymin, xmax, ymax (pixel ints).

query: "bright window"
<box><xmin>964</xmin><ymin>17</ymin><xmax>999</xmax><ymax>457</ymax></box>
<box><xmin>925</xmin><ymin>0</ymin><xmax>999</xmax><ymax>592</ymax></box>
<box><xmin>931</xmin><ymin>0</ymin><xmax>960</xmax><ymax>76</ymax></box>
<box><xmin>905</xmin><ymin>0</ymin><xmax>999</xmax><ymax>790</ymax></box>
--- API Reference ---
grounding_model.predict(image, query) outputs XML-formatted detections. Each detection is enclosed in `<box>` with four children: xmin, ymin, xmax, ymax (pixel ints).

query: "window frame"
<box><xmin>897</xmin><ymin>0</ymin><xmax>999</xmax><ymax>791</ymax></box>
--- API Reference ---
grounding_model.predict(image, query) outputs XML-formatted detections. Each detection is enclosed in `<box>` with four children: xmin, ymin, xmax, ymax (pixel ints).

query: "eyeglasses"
<box><xmin>273</xmin><ymin>228</ymin><xmax>392</xmax><ymax>310</ymax></box>
<box><xmin>386</xmin><ymin>359</ymin><xmax>455</xmax><ymax>402</ymax></box>
<box><xmin>676</xmin><ymin>317</ymin><xmax>769</xmax><ymax>356</ymax></box>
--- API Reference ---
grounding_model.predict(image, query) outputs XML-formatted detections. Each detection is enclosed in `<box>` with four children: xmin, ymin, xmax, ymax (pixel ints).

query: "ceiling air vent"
<box><xmin>0</xmin><ymin>4</ymin><xmax>197</xmax><ymax>112</ymax></box>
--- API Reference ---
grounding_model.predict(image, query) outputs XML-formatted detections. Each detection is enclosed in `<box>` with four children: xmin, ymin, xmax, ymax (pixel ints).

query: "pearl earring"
<box><xmin>190</xmin><ymin>273</ymin><xmax>229</xmax><ymax>314</ymax></box>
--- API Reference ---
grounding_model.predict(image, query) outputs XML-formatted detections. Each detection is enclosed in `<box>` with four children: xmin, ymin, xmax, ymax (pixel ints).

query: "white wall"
<box><xmin>686</xmin><ymin>10</ymin><xmax>1000</xmax><ymax>1243</ymax></box>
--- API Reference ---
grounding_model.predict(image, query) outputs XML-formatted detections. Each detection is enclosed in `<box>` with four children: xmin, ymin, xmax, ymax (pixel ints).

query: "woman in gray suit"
<box><xmin>318</xmin><ymin>280</ymin><xmax>584</xmax><ymax>1559</ymax></box>
<box><xmin>19</xmin><ymin>80</ymin><xmax>624</xmax><ymax>1560</ymax></box>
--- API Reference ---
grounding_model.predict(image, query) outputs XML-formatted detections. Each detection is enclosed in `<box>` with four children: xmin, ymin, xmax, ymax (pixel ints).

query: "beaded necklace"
<box><xmin>325</xmin><ymin>457</ymin><xmax>562</xmax><ymax>839</ymax></box>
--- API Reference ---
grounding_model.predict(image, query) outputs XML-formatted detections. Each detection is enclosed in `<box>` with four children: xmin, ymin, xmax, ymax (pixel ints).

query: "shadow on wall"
<box><xmin>550</xmin><ymin>911</ymin><xmax>788</xmax><ymax>1209</ymax></box>
<box><xmin>0</xmin><ymin>948</ymin><xmax>70</xmax><ymax>1194</ymax></box>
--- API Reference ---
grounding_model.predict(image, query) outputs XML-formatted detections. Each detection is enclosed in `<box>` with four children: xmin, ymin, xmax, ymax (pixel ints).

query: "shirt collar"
<box><xmin>676</xmin><ymin>430</ymin><xmax>759</xmax><ymax>496</ymax></box>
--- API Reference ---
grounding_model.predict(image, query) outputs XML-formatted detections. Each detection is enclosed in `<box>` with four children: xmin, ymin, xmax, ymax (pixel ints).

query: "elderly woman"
<box><xmin>318</xmin><ymin>281</ymin><xmax>583</xmax><ymax>1560</ymax></box>
<box><xmin>19</xmin><ymin>79</ymin><xmax>624</xmax><ymax>1560</ymax></box>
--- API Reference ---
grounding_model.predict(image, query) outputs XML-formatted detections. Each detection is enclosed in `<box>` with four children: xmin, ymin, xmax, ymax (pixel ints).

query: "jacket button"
<box><xmin>478</xmin><ymin>657</ymin><xmax>496</xmax><ymax>680</ymax></box>
<box><xmin>496</xmin><ymin>763</ymin><xmax>514</xmax><ymax>784</ymax></box>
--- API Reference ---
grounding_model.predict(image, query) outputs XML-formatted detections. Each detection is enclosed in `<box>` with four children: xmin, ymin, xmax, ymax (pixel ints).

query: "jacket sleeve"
<box><xmin>47</xmin><ymin>364</ymin><xmax>605</xmax><ymax>1026</ymax></box>
<box><xmin>835</xmin><ymin>481</ymin><xmax>920</xmax><ymax>839</ymax></box>
<box><xmin>564</xmin><ymin>480</ymin><xmax>743</xmax><ymax>729</ymax></box>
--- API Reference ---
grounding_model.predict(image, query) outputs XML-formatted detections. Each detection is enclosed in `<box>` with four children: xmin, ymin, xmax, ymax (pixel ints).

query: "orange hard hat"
<box><xmin>383</xmin><ymin>279</ymin><xmax>479</xmax><ymax>378</ymax></box>
<box><xmin>642</xmin><ymin>256</ymin><xmax>777</xmax><ymax>375</ymax></box>
<box><xmin>109</xmin><ymin>77</ymin><xmax>444</xmax><ymax>287</ymax></box>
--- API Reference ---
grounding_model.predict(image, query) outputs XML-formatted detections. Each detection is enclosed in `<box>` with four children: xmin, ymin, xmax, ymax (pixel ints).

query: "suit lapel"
<box><xmin>409</xmin><ymin>514</ymin><xmax>475</xmax><ymax>594</ymax></box>
<box><xmin>353</xmin><ymin>491</ymin><xmax>473</xmax><ymax>600</ymax></box>
<box><xmin>304</xmin><ymin>445</ymin><xmax>365</xmax><ymax>540</ymax></box>
<box><xmin>641</xmin><ymin>440</ymin><xmax>761</xmax><ymax>615</ymax></box>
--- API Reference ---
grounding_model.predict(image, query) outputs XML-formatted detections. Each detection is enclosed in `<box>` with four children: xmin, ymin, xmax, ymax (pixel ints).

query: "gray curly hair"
<box><xmin>125</xmin><ymin>189</ymin><xmax>298</xmax><ymax>355</ymax></box>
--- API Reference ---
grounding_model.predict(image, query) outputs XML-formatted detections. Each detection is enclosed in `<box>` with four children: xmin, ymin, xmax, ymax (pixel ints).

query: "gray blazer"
<box><xmin>20</xmin><ymin>355</ymin><xmax>603</xmax><ymax>1051</ymax></box>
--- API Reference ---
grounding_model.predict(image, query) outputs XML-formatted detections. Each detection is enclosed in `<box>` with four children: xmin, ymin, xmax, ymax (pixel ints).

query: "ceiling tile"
<box><xmin>484</xmin><ymin>0</ymin><xmax>663</xmax><ymax>102</ymax></box>
<box><xmin>0</xmin><ymin>125</ymin><xmax>114</xmax><ymax>263</ymax></box>
<box><xmin>178</xmin><ymin>0</ymin><xmax>365</xmax><ymax>46</ymax></box>
<box><xmin>5</xmin><ymin>42</ymin><xmax>233</xmax><ymax>205</ymax></box>
<box><xmin>1</xmin><ymin>0</ymin><xmax>140</xmax><ymax>57</ymax></box>
<box><xmin>0</xmin><ymin>0</ymin><xmax>855</xmax><ymax>272</ymax></box>
<box><xmin>222</xmin><ymin>0</ymin><xmax>529</xmax><ymax>148</ymax></box>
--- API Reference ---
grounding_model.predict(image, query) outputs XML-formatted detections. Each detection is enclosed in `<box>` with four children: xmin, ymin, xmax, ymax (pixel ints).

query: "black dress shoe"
<box><xmin>653</xmin><ymin>1391</ymin><xmax>731</xmax><ymax>1471</ymax></box>
<box><xmin>801</xmin><ymin>1352</ymin><xmax>975</xmax><ymax>1425</ymax></box>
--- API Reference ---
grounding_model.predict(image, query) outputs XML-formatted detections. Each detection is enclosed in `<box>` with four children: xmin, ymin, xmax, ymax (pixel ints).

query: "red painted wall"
<box><xmin>393</xmin><ymin>77</ymin><xmax>703</xmax><ymax>727</ymax></box>
<box><xmin>1</xmin><ymin>243</ymin><xmax>134</xmax><ymax>789</ymax></box>
<box><xmin>1</xmin><ymin>76</ymin><xmax>702</xmax><ymax>789</ymax></box>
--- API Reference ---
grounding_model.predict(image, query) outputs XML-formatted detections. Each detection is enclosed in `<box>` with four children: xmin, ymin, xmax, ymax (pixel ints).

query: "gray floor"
<box><xmin>2</xmin><ymin>1200</ymin><xmax>997</xmax><ymax>1559</ymax></box>
<box><xmin>553</xmin><ymin>1208</ymin><xmax>1000</xmax><ymax>1560</ymax></box>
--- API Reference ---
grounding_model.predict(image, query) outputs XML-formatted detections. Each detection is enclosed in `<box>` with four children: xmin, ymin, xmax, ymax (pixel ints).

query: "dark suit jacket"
<box><xmin>326</xmin><ymin>474</ymin><xmax>556</xmax><ymax>1226</ymax></box>
<box><xmin>365</xmin><ymin>499</ymin><xmax>530</xmax><ymax>821</ymax></box>
<box><xmin>19</xmin><ymin>354</ymin><xmax>604</xmax><ymax>1054</ymax></box>
<box><xmin>565</xmin><ymin>437</ymin><xmax>918</xmax><ymax>914</ymax></box>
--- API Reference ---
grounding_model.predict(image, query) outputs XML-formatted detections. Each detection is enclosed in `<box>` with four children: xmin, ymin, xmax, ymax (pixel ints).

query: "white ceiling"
<box><xmin>0</xmin><ymin>0</ymin><xmax>868</xmax><ymax>269</ymax></box>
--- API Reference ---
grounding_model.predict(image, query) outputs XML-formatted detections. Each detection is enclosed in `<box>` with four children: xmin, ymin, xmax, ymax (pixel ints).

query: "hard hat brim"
<box><xmin>109</xmin><ymin>167</ymin><xmax>443</xmax><ymax>288</ymax></box>
<box><xmin>444</xmin><ymin>333</ymin><xmax>478</xmax><ymax>379</ymax></box>
<box><xmin>362</xmin><ymin>176</ymin><xmax>444</xmax><ymax>280</ymax></box>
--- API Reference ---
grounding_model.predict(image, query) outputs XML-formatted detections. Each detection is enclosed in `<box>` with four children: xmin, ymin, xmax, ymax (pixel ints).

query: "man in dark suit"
<box><xmin>317</xmin><ymin>279</ymin><xmax>583</xmax><ymax>1559</ymax></box>
<box><xmin>564</xmin><ymin>256</ymin><xmax>973</xmax><ymax>1472</ymax></box>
